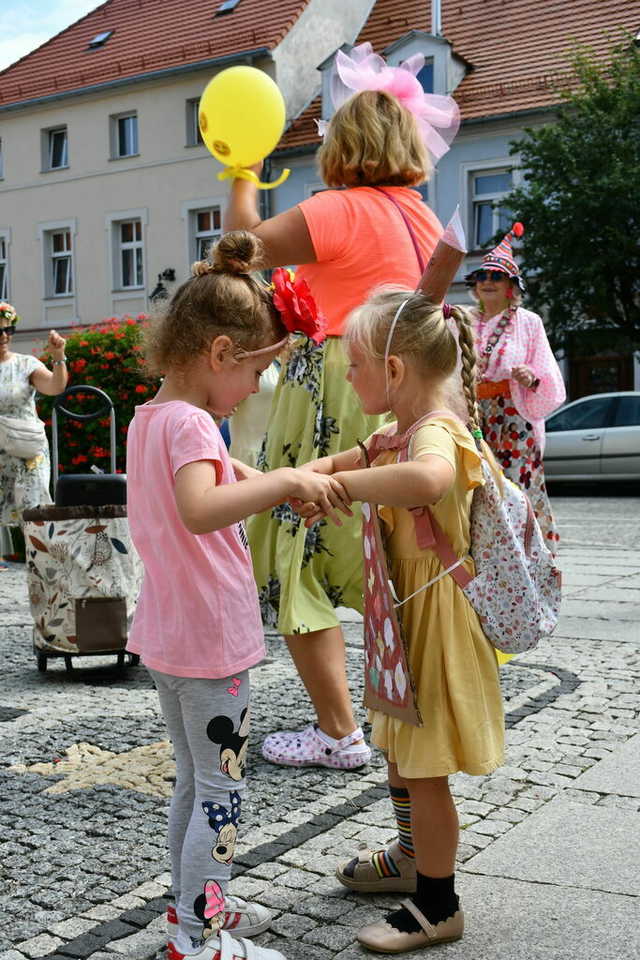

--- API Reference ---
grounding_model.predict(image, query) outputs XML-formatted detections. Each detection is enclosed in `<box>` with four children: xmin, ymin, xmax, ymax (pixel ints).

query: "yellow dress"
<box><xmin>369</xmin><ymin>415</ymin><xmax>505</xmax><ymax>779</ymax></box>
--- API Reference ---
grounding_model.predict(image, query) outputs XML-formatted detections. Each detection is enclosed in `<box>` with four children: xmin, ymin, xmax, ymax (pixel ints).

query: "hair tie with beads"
<box><xmin>442</xmin><ymin>303</ymin><xmax>452</xmax><ymax>319</ymax></box>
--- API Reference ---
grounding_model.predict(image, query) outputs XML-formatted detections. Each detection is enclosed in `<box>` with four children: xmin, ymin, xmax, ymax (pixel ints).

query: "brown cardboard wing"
<box><xmin>416</xmin><ymin>207</ymin><xmax>467</xmax><ymax>303</ymax></box>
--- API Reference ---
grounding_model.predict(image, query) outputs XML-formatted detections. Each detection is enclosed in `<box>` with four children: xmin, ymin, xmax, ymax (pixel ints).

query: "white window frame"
<box><xmin>186</xmin><ymin>98</ymin><xmax>204</xmax><ymax>147</ymax></box>
<box><xmin>0</xmin><ymin>229</ymin><xmax>10</xmax><ymax>300</ymax></box>
<box><xmin>459</xmin><ymin>158</ymin><xmax>522</xmax><ymax>255</ymax></box>
<box><xmin>192</xmin><ymin>206</ymin><xmax>222</xmax><ymax>261</ymax></box>
<box><xmin>105</xmin><ymin>208</ymin><xmax>148</xmax><ymax>294</ymax></box>
<box><xmin>181</xmin><ymin>198</ymin><xmax>224</xmax><ymax>268</ymax></box>
<box><xmin>42</xmin><ymin>126</ymin><xmax>69</xmax><ymax>171</ymax></box>
<box><xmin>110</xmin><ymin>111</ymin><xmax>139</xmax><ymax>159</ymax></box>
<box><xmin>117</xmin><ymin>219</ymin><xmax>144</xmax><ymax>289</ymax></box>
<box><xmin>37</xmin><ymin>219</ymin><xmax>77</xmax><ymax>302</ymax></box>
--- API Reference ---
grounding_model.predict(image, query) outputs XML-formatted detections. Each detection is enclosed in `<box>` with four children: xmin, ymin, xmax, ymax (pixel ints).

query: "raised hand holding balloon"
<box><xmin>198</xmin><ymin>66</ymin><xmax>290</xmax><ymax>190</ymax></box>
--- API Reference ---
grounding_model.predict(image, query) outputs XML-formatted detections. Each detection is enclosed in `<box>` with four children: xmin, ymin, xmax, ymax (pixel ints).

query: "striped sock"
<box><xmin>390</xmin><ymin>785</ymin><xmax>414</xmax><ymax>859</ymax></box>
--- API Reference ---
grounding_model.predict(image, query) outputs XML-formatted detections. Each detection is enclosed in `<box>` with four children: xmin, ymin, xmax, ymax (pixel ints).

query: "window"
<box><xmin>44</xmin><ymin>127</ymin><xmax>68</xmax><ymax>170</ymax></box>
<box><xmin>111</xmin><ymin>113</ymin><xmax>138</xmax><ymax>158</ymax></box>
<box><xmin>417</xmin><ymin>62</ymin><xmax>434</xmax><ymax>94</ymax></box>
<box><xmin>47</xmin><ymin>229</ymin><xmax>73</xmax><ymax>296</ymax></box>
<box><xmin>193</xmin><ymin>207</ymin><xmax>222</xmax><ymax>260</ymax></box>
<box><xmin>0</xmin><ymin>138</ymin><xmax>3</xmax><ymax>179</ymax></box>
<box><xmin>613</xmin><ymin>396</ymin><xmax>640</xmax><ymax>427</ymax></box>
<box><xmin>215</xmin><ymin>0</ymin><xmax>242</xmax><ymax>14</ymax></box>
<box><xmin>0</xmin><ymin>236</ymin><xmax>8</xmax><ymax>299</ymax></box>
<box><xmin>546</xmin><ymin>397</ymin><xmax>614</xmax><ymax>433</ymax></box>
<box><xmin>471</xmin><ymin>169</ymin><xmax>513</xmax><ymax>249</ymax></box>
<box><xmin>116</xmin><ymin>219</ymin><xmax>144</xmax><ymax>288</ymax></box>
<box><xmin>89</xmin><ymin>29</ymin><xmax>113</xmax><ymax>49</ymax></box>
<box><xmin>186</xmin><ymin>98</ymin><xmax>204</xmax><ymax>147</ymax></box>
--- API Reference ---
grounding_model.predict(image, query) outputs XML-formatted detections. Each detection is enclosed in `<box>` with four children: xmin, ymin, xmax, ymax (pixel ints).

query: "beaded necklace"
<box><xmin>476</xmin><ymin>305</ymin><xmax>516</xmax><ymax>379</ymax></box>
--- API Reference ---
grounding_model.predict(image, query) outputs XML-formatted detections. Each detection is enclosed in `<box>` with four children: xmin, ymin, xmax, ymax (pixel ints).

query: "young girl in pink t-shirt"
<box><xmin>126</xmin><ymin>231</ymin><xmax>350</xmax><ymax>960</ymax></box>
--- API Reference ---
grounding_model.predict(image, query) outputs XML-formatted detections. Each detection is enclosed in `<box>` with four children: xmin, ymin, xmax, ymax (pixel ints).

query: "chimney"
<box><xmin>431</xmin><ymin>0</ymin><xmax>442</xmax><ymax>36</ymax></box>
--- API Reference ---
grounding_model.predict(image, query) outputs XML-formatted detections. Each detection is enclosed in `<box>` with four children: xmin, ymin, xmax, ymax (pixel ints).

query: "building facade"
<box><xmin>0</xmin><ymin>0</ymin><xmax>636</xmax><ymax>393</ymax></box>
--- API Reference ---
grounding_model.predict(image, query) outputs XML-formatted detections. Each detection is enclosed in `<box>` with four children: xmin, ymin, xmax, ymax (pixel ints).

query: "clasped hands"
<box><xmin>288</xmin><ymin>467</ymin><xmax>352</xmax><ymax>528</ymax></box>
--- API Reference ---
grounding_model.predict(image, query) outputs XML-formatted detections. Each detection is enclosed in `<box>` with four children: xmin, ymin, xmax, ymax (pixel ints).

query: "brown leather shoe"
<box><xmin>357</xmin><ymin>900</ymin><xmax>464</xmax><ymax>953</ymax></box>
<box><xmin>336</xmin><ymin>841</ymin><xmax>417</xmax><ymax>893</ymax></box>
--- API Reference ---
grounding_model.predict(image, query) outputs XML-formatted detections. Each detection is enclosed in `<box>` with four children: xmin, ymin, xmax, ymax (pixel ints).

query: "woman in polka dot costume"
<box><xmin>465</xmin><ymin>224</ymin><xmax>566</xmax><ymax>549</ymax></box>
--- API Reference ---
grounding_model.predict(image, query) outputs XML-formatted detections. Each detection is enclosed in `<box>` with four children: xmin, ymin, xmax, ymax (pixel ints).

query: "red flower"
<box><xmin>104</xmin><ymin>352</ymin><xmax>116</xmax><ymax>360</ymax></box>
<box><xmin>71</xmin><ymin>358</ymin><xmax>87</xmax><ymax>373</ymax></box>
<box><xmin>71</xmin><ymin>454</ymin><xmax>88</xmax><ymax>465</ymax></box>
<box><xmin>135</xmin><ymin>384</ymin><xmax>148</xmax><ymax>394</ymax></box>
<box><xmin>271</xmin><ymin>268</ymin><xmax>327</xmax><ymax>344</ymax></box>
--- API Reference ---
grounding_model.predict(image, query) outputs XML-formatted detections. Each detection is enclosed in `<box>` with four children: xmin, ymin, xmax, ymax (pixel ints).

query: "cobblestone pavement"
<box><xmin>0</xmin><ymin>493</ymin><xmax>639</xmax><ymax>960</ymax></box>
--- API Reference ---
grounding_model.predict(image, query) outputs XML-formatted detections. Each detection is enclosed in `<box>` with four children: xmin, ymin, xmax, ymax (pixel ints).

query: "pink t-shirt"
<box><xmin>297</xmin><ymin>186</ymin><xmax>443</xmax><ymax>336</ymax></box>
<box><xmin>126</xmin><ymin>401</ymin><xmax>265</xmax><ymax>678</ymax></box>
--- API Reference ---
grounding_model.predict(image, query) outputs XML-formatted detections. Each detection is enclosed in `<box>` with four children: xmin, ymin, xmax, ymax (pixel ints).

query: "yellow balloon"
<box><xmin>199</xmin><ymin>66</ymin><xmax>286</xmax><ymax>170</ymax></box>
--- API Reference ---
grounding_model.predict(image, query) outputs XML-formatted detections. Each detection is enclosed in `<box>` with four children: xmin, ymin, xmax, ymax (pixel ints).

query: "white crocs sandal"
<box><xmin>261</xmin><ymin>723</ymin><xmax>371</xmax><ymax>769</ymax></box>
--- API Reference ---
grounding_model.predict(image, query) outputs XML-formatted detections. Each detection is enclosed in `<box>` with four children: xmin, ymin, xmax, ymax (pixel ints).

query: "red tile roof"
<box><xmin>0</xmin><ymin>0</ymin><xmax>311</xmax><ymax>109</ymax></box>
<box><xmin>278</xmin><ymin>0</ymin><xmax>637</xmax><ymax>150</ymax></box>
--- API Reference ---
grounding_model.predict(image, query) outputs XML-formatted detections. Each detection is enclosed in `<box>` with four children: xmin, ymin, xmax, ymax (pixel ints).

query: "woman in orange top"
<box><xmin>224</xmin><ymin>43</ymin><xmax>458</xmax><ymax>769</ymax></box>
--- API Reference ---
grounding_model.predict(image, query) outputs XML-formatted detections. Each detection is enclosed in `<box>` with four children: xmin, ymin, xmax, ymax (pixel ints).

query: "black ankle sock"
<box><xmin>386</xmin><ymin>872</ymin><xmax>459</xmax><ymax>933</ymax></box>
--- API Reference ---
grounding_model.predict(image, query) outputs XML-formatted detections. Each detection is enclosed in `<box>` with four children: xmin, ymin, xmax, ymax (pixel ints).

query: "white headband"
<box><xmin>384</xmin><ymin>299</ymin><xmax>409</xmax><ymax>406</ymax></box>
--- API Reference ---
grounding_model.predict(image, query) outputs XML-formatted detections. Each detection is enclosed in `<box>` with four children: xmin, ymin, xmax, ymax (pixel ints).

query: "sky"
<box><xmin>0</xmin><ymin>0</ymin><xmax>100</xmax><ymax>71</ymax></box>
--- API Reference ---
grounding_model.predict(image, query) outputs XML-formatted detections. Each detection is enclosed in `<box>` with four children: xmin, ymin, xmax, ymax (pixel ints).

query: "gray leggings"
<box><xmin>149</xmin><ymin>668</ymin><xmax>250</xmax><ymax>946</ymax></box>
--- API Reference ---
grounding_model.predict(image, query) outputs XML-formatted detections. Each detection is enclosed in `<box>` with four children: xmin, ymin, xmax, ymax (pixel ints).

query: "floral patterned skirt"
<box><xmin>479</xmin><ymin>394</ymin><xmax>559</xmax><ymax>549</ymax></box>
<box><xmin>248</xmin><ymin>336</ymin><xmax>387</xmax><ymax>635</ymax></box>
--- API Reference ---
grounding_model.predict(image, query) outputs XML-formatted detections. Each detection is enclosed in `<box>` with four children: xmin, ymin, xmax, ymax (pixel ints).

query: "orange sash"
<box><xmin>477</xmin><ymin>379</ymin><xmax>511</xmax><ymax>399</ymax></box>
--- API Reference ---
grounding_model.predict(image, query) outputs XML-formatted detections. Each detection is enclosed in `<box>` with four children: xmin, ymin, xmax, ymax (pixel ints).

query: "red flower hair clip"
<box><xmin>271</xmin><ymin>268</ymin><xmax>327</xmax><ymax>344</ymax></box>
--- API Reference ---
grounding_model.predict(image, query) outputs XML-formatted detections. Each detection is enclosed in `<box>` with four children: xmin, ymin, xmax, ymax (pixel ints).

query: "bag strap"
<box><xmin>396</xmin><ymin>417</ymin><xmax>474</xmax><ymax>590</ymax></box>
<box><xmin>374</xmin><ymin>187</ymin><xmax>426</xmax><ymax>273</ymax></box>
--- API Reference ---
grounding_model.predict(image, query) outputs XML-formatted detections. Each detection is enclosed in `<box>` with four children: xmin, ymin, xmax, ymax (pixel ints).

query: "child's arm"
<box><xmin>229</xmin><ymin>457</ymin><xmax>263</xmax><ymax>482</ymax></box>
<box><xmin>174</xmin><ymin>460</ymin><xmax>352</xmax><ymax>535</ymax></box>
<box><xmin>302</xmin><ymin>455</ymin><xmax>454</xmax><ymax>526</ymax></box>
<box><xmin>301</xmin><ymin>445</ymin><xmax>370</xmax><ymax>475</ymax></box>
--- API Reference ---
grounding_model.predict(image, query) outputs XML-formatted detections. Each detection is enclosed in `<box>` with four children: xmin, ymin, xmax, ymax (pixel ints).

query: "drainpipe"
<box><xmin>431</xmin><ymin>0</ymin><xmax>442</xmax><ymax>36</ymax></box>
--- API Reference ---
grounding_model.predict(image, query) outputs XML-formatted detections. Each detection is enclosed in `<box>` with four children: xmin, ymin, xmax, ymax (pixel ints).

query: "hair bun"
<box><xmin>209</xmin><ymin>230</ymin><xmax>264</xmax><ymax>275</ymax></box>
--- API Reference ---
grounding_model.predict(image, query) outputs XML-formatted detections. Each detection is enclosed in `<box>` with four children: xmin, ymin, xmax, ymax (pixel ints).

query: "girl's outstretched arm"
<box><xmin>301</xmin><ymin>445</ymin><xmax>368</xmax><ymax>475</ymax></box>
<box><xmin>335</xmin><ymin>456</ymin><xmax>454</xmax><ymax>507</ymax></box>
<box><xmin>174</xmin><ymin>460</ymin><xmax>352</xmax><ymax>535</ymax></box>
<box><xmin>302</xmin><ymin>456</ymin><xmax>454</xmax><ymax>526</ymax></box>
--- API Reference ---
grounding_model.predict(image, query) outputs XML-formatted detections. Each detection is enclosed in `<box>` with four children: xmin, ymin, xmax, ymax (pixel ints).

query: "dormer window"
<box><xmin>89</xmin><ymin>30</ymin><xmax>113</xmax><ymax>49</ymax></box>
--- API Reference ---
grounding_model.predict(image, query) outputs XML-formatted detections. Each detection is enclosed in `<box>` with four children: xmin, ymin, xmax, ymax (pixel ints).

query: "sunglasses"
<box><xmin>0</xmin><ymin>325</ymin><xmax>16</xmax><ymax>336</ymax></box>
<box><xmin>475</xmin><ymin>270</ymin><xmax>508</xmax><ymax>283</ymax></box>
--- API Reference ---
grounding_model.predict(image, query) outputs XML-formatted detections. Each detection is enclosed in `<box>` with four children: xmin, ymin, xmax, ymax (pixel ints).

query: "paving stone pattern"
<box><xmin>0</xmin><ymin>493</ymin><xmax>638</xmax><ymax>960</ymax></box>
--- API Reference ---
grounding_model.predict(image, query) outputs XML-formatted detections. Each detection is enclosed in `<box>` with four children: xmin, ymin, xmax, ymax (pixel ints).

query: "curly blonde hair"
<box><xmin>143</xmin><ymin>231</ymin><xmax>286</xmax><ymax>377</ymax></box>
<box><xmin>318</xmin><ymin>90</ymin><xmax>431</xmax><ymax>189</ymax></box>
<box><xmin>345</xmin><ymin>289</ymin><xmax>481</xmax><ymax>436</ymax></box>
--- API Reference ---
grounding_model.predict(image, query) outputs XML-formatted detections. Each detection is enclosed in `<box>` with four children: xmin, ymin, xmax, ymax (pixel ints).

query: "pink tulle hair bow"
<box><xmin>317</xmin><ymin>42</ymin><xmax>460</xmax><ymax>162</ymax></box>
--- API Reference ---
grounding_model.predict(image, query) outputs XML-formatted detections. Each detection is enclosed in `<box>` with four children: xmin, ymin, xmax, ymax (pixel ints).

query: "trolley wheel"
<box><xmin>37</xmin><ymin>651</ymin><xmax>48</xmax><ymax>673</ymax></box>
<box><xmin>130</xmin><ymin>653</ymin><xmax>140</xmax><ymax>667</ymax></box>
<box><xmin>64</xmin><ymin>655</ymin><xmax>74</xmax><ymax>673</ymax></box>
<box><xmin>117</xmin><ymin>651</ymin><xmax>125</xmax><ymax>668</ymax></box>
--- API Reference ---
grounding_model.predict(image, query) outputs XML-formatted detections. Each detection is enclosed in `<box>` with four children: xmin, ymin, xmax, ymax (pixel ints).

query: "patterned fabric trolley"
<box><xmin>22</xmin><ymin>385</ymin><xmax>142</xmax><ymax>672</ymax></box>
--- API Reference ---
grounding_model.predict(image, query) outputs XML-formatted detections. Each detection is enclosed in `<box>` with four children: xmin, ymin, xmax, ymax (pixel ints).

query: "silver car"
<box><xmin>544</xmin><ymin>391</ymin><xmax>640</xmax><ymax>482</ymax></box>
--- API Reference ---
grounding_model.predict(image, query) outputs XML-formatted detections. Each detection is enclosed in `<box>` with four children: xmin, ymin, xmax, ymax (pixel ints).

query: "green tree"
<box><xmin>505</xmin><ymin>38</ymin><xmax>640</xmax><ymax>353</ymax></box>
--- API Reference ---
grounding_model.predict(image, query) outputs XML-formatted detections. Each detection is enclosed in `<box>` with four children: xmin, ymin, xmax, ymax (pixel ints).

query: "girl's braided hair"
<box><xmin>143</xmin><ymin>230</ymin><xmax>286</xmax><ymax>377</ymax></box>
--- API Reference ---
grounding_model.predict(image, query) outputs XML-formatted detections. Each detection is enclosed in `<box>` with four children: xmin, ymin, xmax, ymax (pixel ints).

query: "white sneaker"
<box><xmin>167</xmin><ymin>929</ymin><xmax>285</xmax><ymax>960</ymax></box>
<box><xmin>167</xmin><ymin>897</ymin><xmax>272</xmax><ymax>940</ymax></box>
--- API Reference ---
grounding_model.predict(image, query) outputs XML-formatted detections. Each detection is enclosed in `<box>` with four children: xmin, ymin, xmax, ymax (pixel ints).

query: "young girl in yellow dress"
<box><xmin>298</xmin><ymin>289</ymin><xmax>505</xmax><ymax>953</ymax></box>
